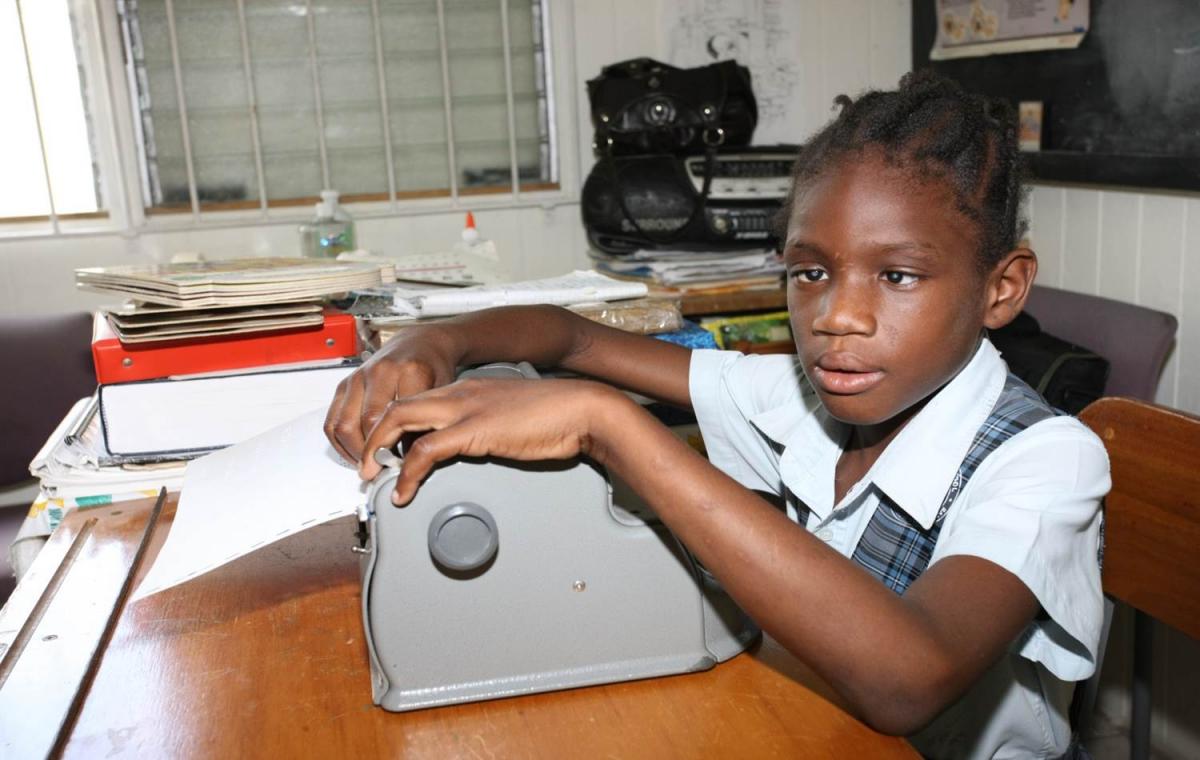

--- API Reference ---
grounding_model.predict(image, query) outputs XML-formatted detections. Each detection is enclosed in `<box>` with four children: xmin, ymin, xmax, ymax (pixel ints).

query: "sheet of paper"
<box><xmin>133</xmin><ymin>409</ymin><xmax>366</xmax><ymax>599</ymax></box>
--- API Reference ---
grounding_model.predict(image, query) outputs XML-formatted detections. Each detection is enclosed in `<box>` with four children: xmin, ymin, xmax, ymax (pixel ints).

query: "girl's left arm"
<box><xmin>360</xmin><ymin>376</ymin><xmax>1038</xmax><ymax>736</ymax></box>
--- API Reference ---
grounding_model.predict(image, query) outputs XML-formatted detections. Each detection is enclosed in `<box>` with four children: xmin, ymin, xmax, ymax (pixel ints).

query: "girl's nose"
<box><xmin>811</xmin><ymin>283</ymin><xmax>876</xmax><ymax>336</ymax></box>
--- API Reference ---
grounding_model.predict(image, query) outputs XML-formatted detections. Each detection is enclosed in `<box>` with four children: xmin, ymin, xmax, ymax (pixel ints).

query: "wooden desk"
<box><xmin>1</xmin><ymin>496</ymin><xmax>916</xmax><ymax>759</ymax></box>
<box><xmin>678</xmin><ymin>286</ymin><xmax>787</xmax><ymax>318</ymax></box>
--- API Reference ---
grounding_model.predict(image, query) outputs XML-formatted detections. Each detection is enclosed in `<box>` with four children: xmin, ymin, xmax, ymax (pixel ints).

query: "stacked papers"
<box><xmin>390</xmin><ymin>270</ymin><xmax>647</xmax><ymax>319</ymax></box>
<box><xmin>101</xmin><ymin>301</ymin><xmax>325</xmax><ymax>343</ymax></box>
<box><xmin>76</xmin><ymin>257</ymin><xmax>388</xmax><ymax>308</ymax></box>
<box><xmin>590</xmin><ymin>248</ymin><xmax>784</xmax><ymax>288</ymax></box>
<box><xmin>30</xmin><ymin>397</ymin><xmax>190</xmax><ymax>502</ymax></box>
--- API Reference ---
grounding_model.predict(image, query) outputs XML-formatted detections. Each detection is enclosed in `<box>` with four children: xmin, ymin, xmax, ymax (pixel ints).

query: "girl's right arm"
<box><xmin>323</xmin><ymin>304</ymin><xmax>692</xmax><ymax>464</ymax></box>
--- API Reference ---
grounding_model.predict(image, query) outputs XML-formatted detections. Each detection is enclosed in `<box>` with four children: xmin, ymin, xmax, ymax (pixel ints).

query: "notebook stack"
<box><xmin>46</xmin><ymin>258</ymin><xmax>384</xmax><ymax>486</ymax></box>
<box><xmin>75</xmin><ymin>256</ymin><xmax>391</xmax><ymax>308</ymax></box>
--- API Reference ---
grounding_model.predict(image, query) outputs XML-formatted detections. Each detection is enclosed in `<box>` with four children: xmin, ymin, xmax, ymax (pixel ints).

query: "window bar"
<box><xmin>369</xmin><ymin>0</ymin><xmax>397</xmax><ymax>209</ymax></box>
<box><xmin>14</xmin><ymin>0</ymin><xmax>61</xmax><ymax>233</ymax></box>
<box><xmin>117</xmin><ymin>0</ymin><xmax>154</xmax><ymax>210</ymax></box>
<box><xmin>235</xmin><ymin>0</ymin><xmax>268</xmax><ymax>216</ymax></box>
<box><xmin>537</xmin><ymin>0</ymin><xmax>557</xmax><ymax>185</ymax></box>
<box><xmin>499</xmin><ymin>0</ymin><xmax>520</xmax><ymax>197</ymax></box>
<box><xmin>163</xmin><ymin>0</ymin><xmax>200</xmax><ymax>219</ymax></box>
<box><xmin>434</xmin><ymin>0</ymin><xmax>459</xmax><ymax>201</ymax></box>
<box><xmin>304</xmin><ymin>0</ymin><xmax>331</xmax><ymax>191</ymax></box>
<box><xmin>532</xmin><ymin>0</ymin><xmax>554</xmax><ymax>184</ymax></box>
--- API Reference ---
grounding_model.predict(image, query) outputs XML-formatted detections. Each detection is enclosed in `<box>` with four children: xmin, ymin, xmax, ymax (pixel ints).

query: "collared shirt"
<box><xmin>689</xmin><ymin>338</ymin><xmax>1110</xmax><ymax>759</ymax></box>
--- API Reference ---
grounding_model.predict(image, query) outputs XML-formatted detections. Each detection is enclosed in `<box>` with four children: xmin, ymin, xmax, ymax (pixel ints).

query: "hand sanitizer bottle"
<box><xmin>299</xmin><ymin>189</ymin><xmax>356</xmax><ymax>258</ymax></box>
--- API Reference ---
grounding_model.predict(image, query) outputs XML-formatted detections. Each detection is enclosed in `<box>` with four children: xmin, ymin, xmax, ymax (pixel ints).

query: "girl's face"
<box><xmin>782</xmin><ymin>152</ymin><xmax>991</xmax><ymax>427</ymax></box>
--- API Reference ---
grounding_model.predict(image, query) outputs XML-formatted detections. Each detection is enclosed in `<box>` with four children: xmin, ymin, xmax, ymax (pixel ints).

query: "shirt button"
<box><xmin>816</xmin><ymin>529</ymin><xmax>834</xmax><ymax>542</ymax></box>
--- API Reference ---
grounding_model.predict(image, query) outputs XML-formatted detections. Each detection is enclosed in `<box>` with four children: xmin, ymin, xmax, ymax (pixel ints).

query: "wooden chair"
<box><xmin>1080</xmin><ymin>397</ymin><xmax>1200</xmax><ymax>760</ymax></box>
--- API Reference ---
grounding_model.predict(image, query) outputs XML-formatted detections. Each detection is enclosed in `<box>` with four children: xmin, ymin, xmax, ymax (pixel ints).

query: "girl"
<box><xmin>325</xmin><ymin>72</ymin><xmax>1108</xmax><ymax>759</ymax></box>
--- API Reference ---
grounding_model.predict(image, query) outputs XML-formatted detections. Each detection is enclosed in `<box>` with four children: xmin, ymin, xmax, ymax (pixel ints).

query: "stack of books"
<box><xmin>75</xmin><ymin>256</ymin><xmax>390</xmax><ymax>308</ymax></box>
<box><xmin>28</xmin><ymin>258</ymin><xmax>385</xmax><ymax>517</ymax></box>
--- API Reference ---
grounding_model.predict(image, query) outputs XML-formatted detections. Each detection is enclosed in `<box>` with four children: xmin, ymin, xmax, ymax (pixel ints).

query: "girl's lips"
<box><xmin>811</xmin><ymin>365</ymin><xmax>885</xmax><ymax>394</ymax></box>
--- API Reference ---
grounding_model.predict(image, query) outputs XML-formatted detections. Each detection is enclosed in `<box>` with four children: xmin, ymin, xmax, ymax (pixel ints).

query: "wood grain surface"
<box><xmin>8</xmin><ymin>495</ymin><xmax>917</xmax><ymax>759</ymax></box>
<box><xmin>677</xmin><ymin>287</ymin><xmax>787</xmax><ymax>317</ymax></box>
<box><xmin>1081</xmin><ymin>397</ymin><xmax>1200</xmax><ymax>640</ymax></box>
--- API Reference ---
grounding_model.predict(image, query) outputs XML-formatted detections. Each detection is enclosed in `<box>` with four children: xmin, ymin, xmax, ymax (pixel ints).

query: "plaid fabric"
<box><xmin>792</xmin><ymin>373</ymin><xmax>1059</xmax><ymax>595</ymax></box>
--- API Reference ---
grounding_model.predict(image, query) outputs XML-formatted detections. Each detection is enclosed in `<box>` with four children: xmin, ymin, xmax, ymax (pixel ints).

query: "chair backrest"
<box><xmin>1024</xmin><ymin>285</ymin><xmax>1177</xmax><ymax>401</ymax></box>
<box><xmin>1080</xmin><ymin>397</ymin><xmax>1200</xmax><ymax>641</ymax></box>
<box><xmin>0</xmin><ymin>313</ymin><xmax>96</xmax><ymax>487</ymax></box>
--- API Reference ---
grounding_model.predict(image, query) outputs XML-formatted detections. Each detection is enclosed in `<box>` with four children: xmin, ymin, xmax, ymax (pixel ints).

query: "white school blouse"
<box><xmin>689</xmin><ymin>338</ymin><xmax>1110</xmax><ymax>759</ymax></box>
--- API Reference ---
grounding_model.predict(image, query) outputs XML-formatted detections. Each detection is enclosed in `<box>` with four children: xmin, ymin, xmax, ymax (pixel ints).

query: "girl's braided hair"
<box><xmin>775</xmin><ymin>70</ymin><xmax>1028</xmax><ymax>272</ymax></box>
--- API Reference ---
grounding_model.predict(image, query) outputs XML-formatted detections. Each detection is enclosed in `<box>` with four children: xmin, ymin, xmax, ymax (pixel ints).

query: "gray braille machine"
<box><xmin>357</xmin><ymin>362</ymin><xmax>759</xmax><ymax>711</ymax></box>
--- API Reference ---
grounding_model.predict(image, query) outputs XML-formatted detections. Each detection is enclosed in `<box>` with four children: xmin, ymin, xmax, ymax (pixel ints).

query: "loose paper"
<box><xmin>133</xmin><ymin>409</ymin><xmax>365</xmax><ymax>599</ymax></box>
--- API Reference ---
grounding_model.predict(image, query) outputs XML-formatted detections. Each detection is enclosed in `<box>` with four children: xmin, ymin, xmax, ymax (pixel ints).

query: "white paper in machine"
<box><xmin>357</xmin><ymin>362</ymin><xmax>759</xmax><ymax>711</ymax></box>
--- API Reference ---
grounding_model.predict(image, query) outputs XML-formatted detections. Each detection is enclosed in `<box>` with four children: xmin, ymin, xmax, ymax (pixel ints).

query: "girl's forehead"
<box><xmin>787</xmin><ymin>155</ymin><xmax>975</xmax><ymax>250</ymax></box>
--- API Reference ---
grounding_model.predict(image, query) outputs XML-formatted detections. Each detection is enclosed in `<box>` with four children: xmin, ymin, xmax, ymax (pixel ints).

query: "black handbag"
<box><xmin>586</xmin><ymin>57</ymin><xmax>757</xmax><ymax>156</ymax></box>
<box><xmin>989</xmin><ymin>311</ymin><xmax>1110</xmax><ymax>415</ymax></box>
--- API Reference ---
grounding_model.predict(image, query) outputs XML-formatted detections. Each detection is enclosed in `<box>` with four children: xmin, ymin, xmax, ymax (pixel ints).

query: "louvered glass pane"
<box><xmin>133</xmin><ymin>0</ymin><xmax>258</xmax><ymax>207</ymax></box>
<box><xmin>507</xmin><ymin>0</ymin><xmax>549</xmax><ymax>184</ymax></box>
<box><xmin>445</xmin><ymin>0</ymin><xmax>512</xmax><ymax>190</ymax></box>
<box><xmin>124</xmin><ymin>0</ymin><xmax>553</xmax><ymax>210</ymax></box>
<box><xmin>314</xmin><ymin>0</ymin><xmax>389</xmax><ymax>196</ymax></box>
<box><xmin>245</xmin><ymin>0</ymin><xmax>324</xmax><ymax>200</ymax></box>
<box><xmin>379</xmin><ymin>0</ymin><xmax>449</xmax><ymax>194</ymax></box>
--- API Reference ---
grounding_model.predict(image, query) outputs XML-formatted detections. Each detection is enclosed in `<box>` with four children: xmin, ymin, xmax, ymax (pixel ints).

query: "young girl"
<box><xmin>325</xmin><ymin>72</ymin><xmax>1108</xmax><ymax>759</ymax></box>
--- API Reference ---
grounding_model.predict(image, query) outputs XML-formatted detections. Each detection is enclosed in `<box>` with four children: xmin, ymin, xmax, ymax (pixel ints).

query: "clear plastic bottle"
<box><xmin>299</xmin><ymin>189</ymin><xmax>356</xmax><ymax>259</ymax></box>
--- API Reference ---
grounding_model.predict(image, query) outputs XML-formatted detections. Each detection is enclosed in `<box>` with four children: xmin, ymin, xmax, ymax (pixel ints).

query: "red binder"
<box><xmin>92</xmin><ymin>310</ymin><xmax>359</xmax><ymax>384</ymax></box>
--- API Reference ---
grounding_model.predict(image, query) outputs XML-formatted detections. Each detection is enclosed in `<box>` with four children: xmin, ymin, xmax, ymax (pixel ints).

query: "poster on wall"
<box><xmin>663</xmin><ymin>0</ymin><xmax>803</xmax><ymax>146</ymax></box>
<box><xmin>932</xmin><ymin>0</ymin><xmax>1090</xmax><ymax>59</ymax></box>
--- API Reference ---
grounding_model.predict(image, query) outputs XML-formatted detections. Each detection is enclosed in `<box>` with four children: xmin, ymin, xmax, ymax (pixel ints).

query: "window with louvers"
<box><xmin>120</xmin><ymin>0</ymin><xmax>555</xmax><ymax>213</ymax></box>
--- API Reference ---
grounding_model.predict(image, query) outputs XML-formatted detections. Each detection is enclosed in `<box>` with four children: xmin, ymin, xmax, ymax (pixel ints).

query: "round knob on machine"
<box><xmin>427</xmin><ymin>502</ymin><xmax>499</xmax><ymax>572</ymax></box>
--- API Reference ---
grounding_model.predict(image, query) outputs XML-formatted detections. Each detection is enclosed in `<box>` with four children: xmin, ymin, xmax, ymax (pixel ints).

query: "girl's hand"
<box><xmin>323</xmin><ymin>325</ymin><xmax>463</xmax><ymax>464</ymax></box>
<box><xmin>358</xmin><ymin>377</ymin><xmax>626</xmax><ymax>505</ymax></box>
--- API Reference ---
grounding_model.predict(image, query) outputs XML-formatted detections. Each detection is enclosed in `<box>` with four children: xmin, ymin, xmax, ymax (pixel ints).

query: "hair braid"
<box><xmin>775</xmin><ymin>70</ymin><xmax>1028</xmax><ymax>272</ymax></box>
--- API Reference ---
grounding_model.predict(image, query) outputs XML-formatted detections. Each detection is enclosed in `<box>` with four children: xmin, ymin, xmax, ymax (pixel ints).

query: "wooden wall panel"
<box><xmin>1029</xmin><ymin>185</ymin><xmax>1065</xmax><ymax>287</ymax></box>
<box><xmin>1062</xmin><ymin>188</ymin><xmax>1101</xmax><ymax>296</ymax></box>
<box><xmin>1096</xmin><ymin>190</ymin><xmax>1142</xmax><ymax>305</ymax></box>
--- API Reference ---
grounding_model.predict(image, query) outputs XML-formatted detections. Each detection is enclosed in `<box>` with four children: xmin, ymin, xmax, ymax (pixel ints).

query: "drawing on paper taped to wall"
<box><xmin>664</xmin><ymin>0</ymin><xmax>803</xmax><ymax>146</ymax></box>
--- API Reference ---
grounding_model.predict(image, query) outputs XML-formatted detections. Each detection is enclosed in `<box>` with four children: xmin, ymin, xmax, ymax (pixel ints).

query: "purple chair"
<box><xmin>0</xmin><ymin>313</ymin><xmax>96</xmax><ymax>605</ymax></box>
<box><xmin>1024</xmin><ymin>285</ymin><xmax>1178</xmax><ymax>401</ymax></box>
<box><xmin>1023</xmin><ymin>284</ymin><xmax>1178</xmax><ymax>759</ymax></box>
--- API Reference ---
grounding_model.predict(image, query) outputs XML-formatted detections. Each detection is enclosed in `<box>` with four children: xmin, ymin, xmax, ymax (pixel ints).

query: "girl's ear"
<box><xmin>982</xmin><ymin>248</ymin><xmax>1038</xmax><ymax>330</ymax></box>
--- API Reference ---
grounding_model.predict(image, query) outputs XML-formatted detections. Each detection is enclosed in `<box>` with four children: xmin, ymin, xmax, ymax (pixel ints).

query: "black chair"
<box><xmin>0</xmin><ymin>313</ymin><xmax>96</xmax><ymax>605</ymax></box>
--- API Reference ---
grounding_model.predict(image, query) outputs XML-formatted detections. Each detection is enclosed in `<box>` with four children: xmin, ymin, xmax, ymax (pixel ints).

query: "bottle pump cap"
<box><xmin>316</xmin><ymin>189</ymin><xmax>339</xmax><ymax>219</ymax></box>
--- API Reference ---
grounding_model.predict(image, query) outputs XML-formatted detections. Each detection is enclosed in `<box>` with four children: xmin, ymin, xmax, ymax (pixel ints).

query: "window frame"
<box><xmin>1</xmin><ymin>0</ymin><xmax>581</xmax><ymax>240</ymax></box>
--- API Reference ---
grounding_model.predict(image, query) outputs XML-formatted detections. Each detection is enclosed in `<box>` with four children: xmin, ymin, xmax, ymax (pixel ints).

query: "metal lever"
<box><xmin>373</xmin><ymin>446</ymin><xmax>403</xmax><ymax>470</ymax></box>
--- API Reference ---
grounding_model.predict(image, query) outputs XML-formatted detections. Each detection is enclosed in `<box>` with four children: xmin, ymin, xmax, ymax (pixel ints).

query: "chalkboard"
<box><xmin>912</xmin><ymin>0</ymin><xmax>1200</xmax><ymax>191</ymax></box>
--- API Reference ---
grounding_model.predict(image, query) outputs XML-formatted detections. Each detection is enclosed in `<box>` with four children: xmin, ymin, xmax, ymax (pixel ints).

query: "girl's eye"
<box><xmin>883</xmin><ymin>271</ymin><xmax>918</xmax><ymax>285</ymax></box>
<box><xmin>793</xmin><ymin>268</ymin><xmax>827</xmax><ymax>283</ymax></box>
